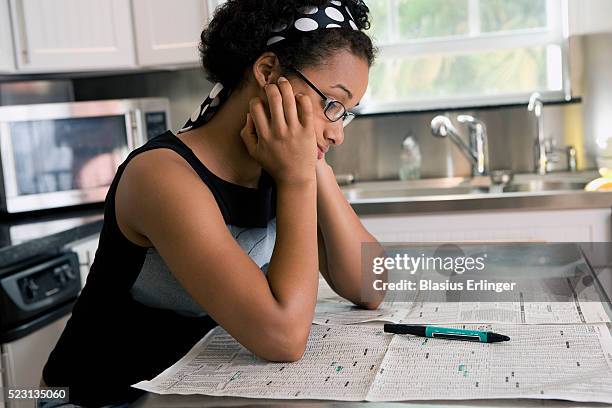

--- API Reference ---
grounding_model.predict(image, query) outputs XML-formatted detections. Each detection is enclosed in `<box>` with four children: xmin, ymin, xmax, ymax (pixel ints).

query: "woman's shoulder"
<box><xmin>114</xmin><ymin>144</ymin><xmax>221</xmax><ymax>247</ymax></box>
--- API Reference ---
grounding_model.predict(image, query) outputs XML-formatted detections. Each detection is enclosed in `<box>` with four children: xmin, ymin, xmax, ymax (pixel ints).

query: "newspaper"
<box><xmin>133</xmin><ymin>323</ymin><xmax>612</xmax><ymax>403</ymax></box>
<box><xmin>313</xmin><ymin>300</ymin><xmax>612</xmax><ymax>325</ymax></box>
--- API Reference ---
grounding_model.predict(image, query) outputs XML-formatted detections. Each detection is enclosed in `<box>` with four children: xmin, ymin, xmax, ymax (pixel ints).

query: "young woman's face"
<box><xmin>290</xmin><ymin>49</ymin><xmax>369</xmax><ymax>160</ymax></box>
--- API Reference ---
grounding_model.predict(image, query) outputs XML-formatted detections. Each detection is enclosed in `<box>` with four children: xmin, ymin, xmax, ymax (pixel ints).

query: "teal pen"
<box><xmin>383</xmin><ymin>324</ymin><xmax>510</xmax><ymax>343</ymax></box>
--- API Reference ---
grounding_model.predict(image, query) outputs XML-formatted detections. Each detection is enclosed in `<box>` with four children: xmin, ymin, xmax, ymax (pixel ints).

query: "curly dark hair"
<box><xmin>199</xmin><ymin>0</ymin><xmax>376</xmax><ymax>90</ymax></box>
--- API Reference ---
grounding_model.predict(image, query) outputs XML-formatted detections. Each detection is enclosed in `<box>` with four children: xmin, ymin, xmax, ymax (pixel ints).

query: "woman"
<box><xmin>41</xmin><ymin>0</ymin><xmax>381</xmax><ymax>406</ymax></box>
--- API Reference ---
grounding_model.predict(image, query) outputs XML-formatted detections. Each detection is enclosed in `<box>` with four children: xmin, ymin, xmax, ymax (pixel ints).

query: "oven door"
<box><xmin>0</xmin><ymin>100</ymin><xmax>138</xmax><ymax>213</ymax></box>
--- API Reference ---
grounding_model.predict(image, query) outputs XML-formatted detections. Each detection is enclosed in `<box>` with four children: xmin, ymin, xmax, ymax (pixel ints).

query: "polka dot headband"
<box><xmin>178</xmin><ymin>0</ymin><xmax>358</xmax><ymax>134</ymax></box>
<box><xmin>178</xmin><ymin>82</ymin><xmax>229</xmax><ymax>133</ymax></box>
<box><xmin>267</xmin><ymin>0</ymin><xmax>359</xmax><ymax>47</ymax></box>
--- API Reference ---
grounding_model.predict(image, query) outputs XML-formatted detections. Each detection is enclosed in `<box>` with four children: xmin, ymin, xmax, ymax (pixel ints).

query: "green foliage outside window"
<box><xmin>364</xmin><ymin>0</ymin><xmax>556</xmax><ymax>108</ymax></box>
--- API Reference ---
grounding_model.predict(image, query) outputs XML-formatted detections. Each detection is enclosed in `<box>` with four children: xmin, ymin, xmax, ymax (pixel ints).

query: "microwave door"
<box><xmin>0</xmin><ymin>114</ymin><xmax>131</xmax><ymax>213</ymax></box>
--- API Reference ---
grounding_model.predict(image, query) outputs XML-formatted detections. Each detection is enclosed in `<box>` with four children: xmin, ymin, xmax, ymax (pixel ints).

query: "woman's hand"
<box><xmin>240</xmin><ymin>77</ymin><xmax>318</xmax><ymax>186</ymax></box>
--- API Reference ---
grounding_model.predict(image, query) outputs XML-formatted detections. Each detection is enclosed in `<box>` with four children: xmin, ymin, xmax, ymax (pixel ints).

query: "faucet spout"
<box><xmin>528</xmin><ymin>92</ymin><xmax>547</xmax><ymax>175</ymax></box>
<box><xmin>458</xmin><ymin>115</ymin><xmax>488</xmax><ymax>176</ymax></box>
<box><xmin>431</xmin><ymin>115</ymin><xmax>488</xmax><ymax>176</ymax></box>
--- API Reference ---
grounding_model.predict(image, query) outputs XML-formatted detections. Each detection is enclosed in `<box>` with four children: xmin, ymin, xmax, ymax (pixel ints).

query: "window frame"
<box><xmin>357</xmin><ymin>0</ymin><xmax>571</xmax><ymax>114</ymax></box>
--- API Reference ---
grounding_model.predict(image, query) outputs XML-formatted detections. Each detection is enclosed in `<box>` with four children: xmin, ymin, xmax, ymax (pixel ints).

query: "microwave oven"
<box><xmin>0</xmin><ymin>98</ymin><xmax>170</xmax><ymax>213</ymax></box>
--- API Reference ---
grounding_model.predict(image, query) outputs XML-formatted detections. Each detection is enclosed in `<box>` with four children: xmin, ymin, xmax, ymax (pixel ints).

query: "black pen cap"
<box><xmin>487</xmin><ymin>332</ymin><xmax>511</xmax><ymax>343</ymax></box>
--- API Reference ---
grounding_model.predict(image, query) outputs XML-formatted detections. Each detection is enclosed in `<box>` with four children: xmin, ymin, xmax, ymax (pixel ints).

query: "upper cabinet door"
<box><xmin>132</xmin><ymin>0</ymin><xmax>208</xmax><ymax>67</ymax></box>
<box><xmin>9</xmin><ymin>0</ymin><xmax>136</xmax><ymax>73</ymax></box>
<box><xmin>0</xmin><ymin>0</ymin><xmax>16</xmax><ymax>72</ymax></box>
<box><xmin>569</xmin><ymin>0</ymin><xmax>612</xmax><ymax>36</ymax></box>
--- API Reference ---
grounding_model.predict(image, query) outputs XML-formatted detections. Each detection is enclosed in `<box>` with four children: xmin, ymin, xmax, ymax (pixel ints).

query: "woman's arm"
<box><xmin>315</xmin><ymin>160</ymin><xmax>386</xmax><ymax>309</ymax></box>
<box><xmin>116</xmin><ymin>151</ymin><xmax>318</xmax><ymax>362</ymax></box>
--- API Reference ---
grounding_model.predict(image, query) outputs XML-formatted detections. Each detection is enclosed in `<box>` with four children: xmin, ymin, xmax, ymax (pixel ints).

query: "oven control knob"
<box><xmin>53</xmin><ymin>267</ymin><xmax>67</xmax><ymax>286</ymax></box>
<box><xmin>24</xmin><ymin>279</ymin><xmax>40</xmax><ymax>300</ymax></box>
<box><xmin>61</xmin><ymin>264</ymin><xmax>76</xmax><ymax>280</ymax></box>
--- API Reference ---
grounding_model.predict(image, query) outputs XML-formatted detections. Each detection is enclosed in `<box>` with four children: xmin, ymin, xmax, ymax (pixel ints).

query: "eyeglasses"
<box><xmin>289</xmin><ymin>67</ymin><xmax>355</xmax><ymax>128</ymax></box>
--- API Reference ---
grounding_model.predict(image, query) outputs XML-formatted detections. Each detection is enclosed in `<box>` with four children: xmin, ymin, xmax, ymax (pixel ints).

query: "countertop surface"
<box><xmin>0</xmin><ymin>206</ymin><xmax>104</xmax><ymax>268</ymax></box>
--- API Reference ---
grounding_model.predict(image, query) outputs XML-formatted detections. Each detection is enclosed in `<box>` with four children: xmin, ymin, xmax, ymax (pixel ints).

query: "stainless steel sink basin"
<box><xmin>501</xmin><ymin>180</ymin><xmax>587</xmax><ymax>193</ymax></box>
<box><xmin>344</xmin><ymin>186</ymin><xmax>484</xmax><ymax>200</ymax></box>
<box><xmin>342</xmin><ymin>173</ymin><xmax>594</xmax><ymax>202</ymax></box>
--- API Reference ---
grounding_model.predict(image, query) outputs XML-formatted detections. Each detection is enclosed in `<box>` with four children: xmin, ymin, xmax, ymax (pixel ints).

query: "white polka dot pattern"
<box><xmin>199</xmin><ymin>104</ymin><xmax>209</xmax><ymax>117</ymax></box>
<box><xmin>266</xmin><ymin>36</ymin><xmax>285</xmax><ymax>46</ymax></box>
<box><xmin>325</xmin><ymin>7</ymin><xmax>344</xmax><ymax>21</ymax></box>
<box><xmin>295</xmin><ymin>18</ymin><xmax>319</xmax><ymax>31</ymax></box>
<box><xmin>209</xmin><ymin>83</ymin><xmax>224</xmax><ymax>99</ymax></box>
<box><xmin>301</xmin><ymin>6</ymin><xmax>318</xmax><ymax>14</ymax></box>
<box><xmin>190</xmin><ymin>107</ymin><xmax>201</xmax><ymax>122</ymax></box>
<box><xmin>178</xmin><ymin>83</ymin><xmax>229</xmax><ymax>135</ymax></box>
<box><xmin>345</xmin><ymin>6</ymin><xmax>354</xmax><ymax>20</ymax></box>
<box><xmin>265</xmin><ymin>0</ymin><xmax>359</xmax><ymax>48</ymax></box>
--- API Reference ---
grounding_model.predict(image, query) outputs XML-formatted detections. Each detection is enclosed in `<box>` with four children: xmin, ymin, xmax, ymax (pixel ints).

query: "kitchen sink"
<box><xmin>342</xmin><ymin>172</ymin><xmax>595</xmax><ymax>202</ymax></box>
<box><xmin>501</xmin><ymin>180</ymin><xmax>587</xmax><ymax>193</ymax></box>
<box><xmin>344</xmin><ymin>186</ymin><xmax>485</xmax><ymax>200</ymax></box>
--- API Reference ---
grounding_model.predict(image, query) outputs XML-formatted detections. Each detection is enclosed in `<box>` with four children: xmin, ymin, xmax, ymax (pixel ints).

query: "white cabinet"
<box><xmin>132</xmin><ymin>0</ymin><xmax>208</xmax><ymax>67</ymax></box>
<box><xmin>361</xmin><ymin>208</ymin><xmax>611</xmax><ymax>243</ymax></box>
<box><xmin>65</xmin><ymin>234</ymin><xmax>100</xmax><ymax>288</ymax></box>
<box><xmin>0</xmin><ymin>0</ymin><xmax>15</xmax><ymax>72</ymax></box>
<box><xmin>8</xmin><ymin>0</ymin><xmax>135</xmax><ymax>72</ymax></box>
<box><xmin>569</xmin><ymin>0</ymin><xmax>612</xmax><ymax>36</ymax></box>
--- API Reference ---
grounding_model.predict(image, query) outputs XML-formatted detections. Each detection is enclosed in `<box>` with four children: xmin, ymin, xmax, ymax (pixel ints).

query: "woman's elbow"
<box><xmin>355</xmin><ymin>298</ymin><xmax>382</xmax><ymax>310</ymax></box>
<box><xmin>256</xmin><ymin>321</ymin><xmax>310</xmax><ymax>362</ymax></box>
<box><xmin>265</xmin><ymin>342</ymin><xmax>307</xmax><ymax>362</ymax></box>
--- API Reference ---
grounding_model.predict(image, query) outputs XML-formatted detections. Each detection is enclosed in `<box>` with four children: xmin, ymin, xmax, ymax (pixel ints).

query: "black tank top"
<box><xmin>42</xmin><ymin>131</ymin><xmax>277</xmax><ymax>406</ymax></box>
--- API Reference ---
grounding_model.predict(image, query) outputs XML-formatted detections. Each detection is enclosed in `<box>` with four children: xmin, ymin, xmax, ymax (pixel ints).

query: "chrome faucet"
<box><xmin>431</xmin><ymin>114</ymin><xmax>488</xmax><ymax>176</ymax></box>
<box><xmin>528</xmin><ymin>92</ymin><xmax>547</xmax><ymax>175</ymax></box>
<box><xmin>528</xmin><ymin>92</ymin><xmax>578</xmax><ymax>173</ymax></box>
<box><xmin>544</xmin><ymin>140</ymin><xmax>578</xmax><ymax>172</ymax></box>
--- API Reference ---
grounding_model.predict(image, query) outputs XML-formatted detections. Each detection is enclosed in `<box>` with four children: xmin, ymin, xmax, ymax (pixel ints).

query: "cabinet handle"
<box><xmin>126</xmin><ymin>110</ymin><xmax>140</xmax><ymax>151</ymax></box>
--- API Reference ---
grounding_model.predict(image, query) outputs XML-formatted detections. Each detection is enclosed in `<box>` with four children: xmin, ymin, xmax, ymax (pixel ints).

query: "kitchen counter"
<box><xmin>342</xmin><ymin>171</ymin><xmax>612</xmax><ymax>215</ymax></box>
<box><xmin>0</xmin><ymin>207</ymin><xmax>104</xmax><ymax>269</ymax></box>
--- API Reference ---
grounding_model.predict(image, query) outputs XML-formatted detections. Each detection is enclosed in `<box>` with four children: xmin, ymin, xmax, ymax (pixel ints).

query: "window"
<box><xmin>359</xmin><ymin>0</ymin><xmax>568</xmax><ymax>113</ymax></box>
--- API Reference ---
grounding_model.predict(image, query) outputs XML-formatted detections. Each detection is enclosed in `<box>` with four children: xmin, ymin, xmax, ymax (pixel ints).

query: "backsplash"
<box><xmin>328</xmin><ymin>102</ymin><xmax>587</xmax><ymax>180</ymax></box>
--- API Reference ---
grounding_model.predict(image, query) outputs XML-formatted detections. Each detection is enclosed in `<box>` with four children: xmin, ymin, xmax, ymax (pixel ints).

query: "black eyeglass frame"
<box><xmin>288</xmin><ymin>67</ymin><xmax>355</xmax><ymax>128</ymax></box>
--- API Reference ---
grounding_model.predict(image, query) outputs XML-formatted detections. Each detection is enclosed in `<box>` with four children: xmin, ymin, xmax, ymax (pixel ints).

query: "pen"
<box><xmin>383</xmin><ymin>324</ymin><xmax>510</xmax><ymax>343</ymax></box>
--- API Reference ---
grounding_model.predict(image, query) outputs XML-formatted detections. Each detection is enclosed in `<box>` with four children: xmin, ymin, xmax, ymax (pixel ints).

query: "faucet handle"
<box><xmin>457</xmin><ymin>114</ymin><xmax>486</xmax><ymax>132</ymax></box>
<box><xmin>431</xmin><ymin>115</ymin><xmax>456</xmax><ymax>138</ymax></box>
<box><xmin>457</xmin><ymin>114</ymin><xmax>478</xmax><ymax>123</ymax></box>
<box><xmin>528</xmin><ymin>92</ymin><xmax>543</xmax><ymax>115</ymax></box>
